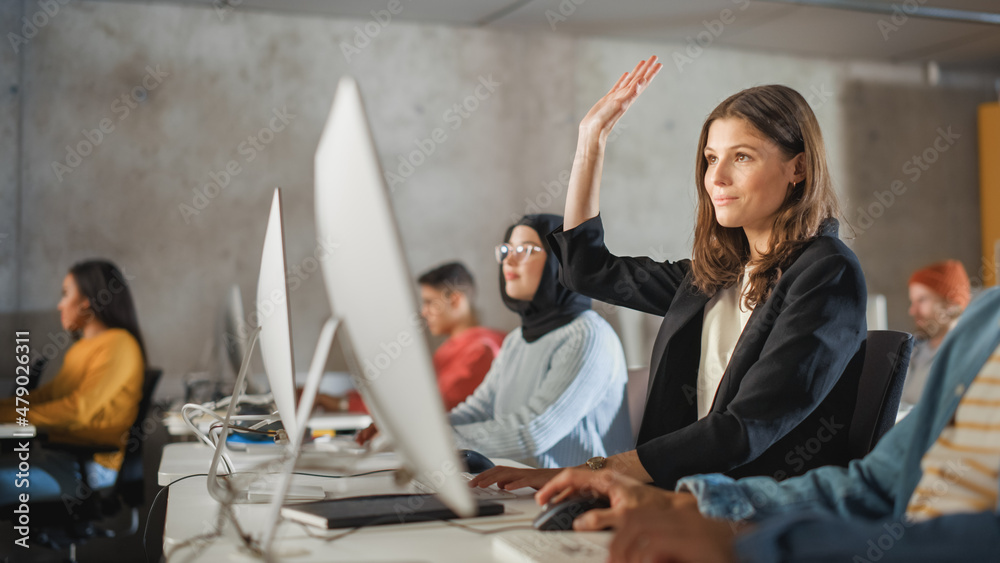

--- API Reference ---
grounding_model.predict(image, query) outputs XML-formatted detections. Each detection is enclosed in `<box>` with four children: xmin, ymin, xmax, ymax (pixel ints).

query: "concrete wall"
<box><xmin>1</xmin><ymin>2</ymin><xmax>21</xmax><ymax>314</ymax></box>
<box><xmin>2</xmin><ymin>0</ymin><xmax>992</xmax><ymax>398</ymax></box>
<box><xmin>840</xmin><ymin>81</ymin><xmax>988</xmax><ymax>329</ymax></box>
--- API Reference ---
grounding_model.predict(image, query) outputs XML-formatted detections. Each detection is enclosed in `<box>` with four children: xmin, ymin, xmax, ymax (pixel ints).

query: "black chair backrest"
<box><xmin>112</xmin><ymin>367</ymin><xmax>162</xmax><ymax>509</ymax></box>
<box><xmin>847</xmin><ymin>330</ymin><xmax>914</xmax><ymax>459</ymax></box>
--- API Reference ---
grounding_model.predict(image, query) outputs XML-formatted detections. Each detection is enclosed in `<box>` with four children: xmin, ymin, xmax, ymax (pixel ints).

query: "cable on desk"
<box><xmin>163</xmin><ymin>468</ymin><xmax>262</xmax><ymax>562</ymax></box>
<box><xmin>143</xmin><ymin>473</ymin><xmax>208</xmax><ymax>563</ymax></box>
<box><xmin>209</xmin><ymin>421</ymin><xmax>278</xmax><ymax>437</ymax></box>
<box><xmin>293</xmin><ymin>468</ymin><xmax>395</xmax><ymax>479</ymax></box>
<box><xmin>439</xmin><ymin>519</ymin><xmax>537</xmax><ymax>536</ymax></box>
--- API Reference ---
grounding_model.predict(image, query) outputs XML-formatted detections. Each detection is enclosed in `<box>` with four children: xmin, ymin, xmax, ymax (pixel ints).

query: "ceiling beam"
<box><xmin>758</xmin><ymin>0</ymin><xmax>1000</xmax><ymax>25</ymax></box>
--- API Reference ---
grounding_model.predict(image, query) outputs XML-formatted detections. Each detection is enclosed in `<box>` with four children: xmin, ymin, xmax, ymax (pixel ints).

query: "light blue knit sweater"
<box><xmin>449</xmin><ymin>310</ymin><xmax>632</xmax><ymax>468</ymax></box>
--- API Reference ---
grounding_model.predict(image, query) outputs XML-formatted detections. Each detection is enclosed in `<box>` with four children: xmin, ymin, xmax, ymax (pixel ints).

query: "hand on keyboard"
<box><xmin>411</xmin><ymin>472</ymin><xmax>517</xmax><ymax>500</ymax></box>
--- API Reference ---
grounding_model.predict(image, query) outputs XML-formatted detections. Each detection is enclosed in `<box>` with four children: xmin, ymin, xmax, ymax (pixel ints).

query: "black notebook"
<box><xmin>280</xmin><ymin>494</ymin><xmax>505</xmax><ymax>529</ymax></box>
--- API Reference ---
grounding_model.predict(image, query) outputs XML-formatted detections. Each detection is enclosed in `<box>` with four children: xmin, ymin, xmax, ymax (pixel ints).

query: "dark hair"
<box><xmin>69</xmin><ymin>260</ymin><xmax>148</xmax><ymax>366</ymax></box>
<box><xmin>418</xmin><ymin>261</ymin><xmax>476</xmax><ymax>301</ymax></box>
<box><xmin>692</xmin><ymin>84</ymin><xmax>839</xmax><ymax>307</ymax></box>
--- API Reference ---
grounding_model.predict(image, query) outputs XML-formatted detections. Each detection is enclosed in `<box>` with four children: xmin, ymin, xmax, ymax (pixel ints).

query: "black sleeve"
<box><xmin>547</xmin><ymin>214</ymin><xmax>691</xmax><ymax>317</ymax></box>
<box><xmin>636</xmin><ymin>250</ymin><xmax>867</xmax><ymax>487</ymax></box>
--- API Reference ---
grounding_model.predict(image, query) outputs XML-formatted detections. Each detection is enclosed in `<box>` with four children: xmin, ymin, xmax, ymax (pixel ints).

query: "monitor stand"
<box><xmin>205</xmin><ymin>325</ymin><xmax>326</xmax><ymax>506</ymax></box>
<box><xmin>259</xmin><ymin>317</ymin><xmax>407</xmax><ymax>560</ymax></box>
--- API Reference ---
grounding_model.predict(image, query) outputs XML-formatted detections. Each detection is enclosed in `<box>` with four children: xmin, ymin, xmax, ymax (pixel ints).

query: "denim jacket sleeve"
<box><xmin>734</xmin><ymin>509</ymin><xmax>1000</xmax><ymax>563</ymax></box>
<box><xmin>678</xmin><ymin>410</ymin><xmax>916</xmax><ymax>522</ymax></box>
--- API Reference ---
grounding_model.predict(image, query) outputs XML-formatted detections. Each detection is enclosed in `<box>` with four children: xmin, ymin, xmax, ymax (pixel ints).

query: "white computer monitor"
<box><xmin>256</xmin><ymin>188</ymin><xmax>299</xmax><ymax>443</ymax></box>
<box><xmin>313</xmin><ymin>76</ymin><xmax>475</xmax><ymax>518</ymax></box>
<box><xmin>205</xmin><ymin>188</ymin><xmax>326</xmax><ymax>506</ymax></box>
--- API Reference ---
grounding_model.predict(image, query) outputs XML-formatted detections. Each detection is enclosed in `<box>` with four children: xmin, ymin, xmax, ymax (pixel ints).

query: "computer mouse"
<box><xmin>533</xmin><ymin>494</ymin><xmax>612</xmax><ymax>531</ymax></box>
<box><xmin>458</xmin><ymin>449</ymin><xmax>494</xmax><ymax>474</ymax></box>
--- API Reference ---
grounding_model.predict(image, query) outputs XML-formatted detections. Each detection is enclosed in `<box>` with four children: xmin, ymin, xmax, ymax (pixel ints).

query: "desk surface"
<box><xmin>160</xmin><ymin>442</ymin><xmax>599</xmax><ymax>562</ymax></box>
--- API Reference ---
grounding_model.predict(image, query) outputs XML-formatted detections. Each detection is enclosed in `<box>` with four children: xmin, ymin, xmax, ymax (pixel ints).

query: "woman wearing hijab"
<box><xmin>359</xmin><ymin>214</ymin><xmax>632</xmax><ymax>467</ymax></box>
<box><xmin>446</xmin><ymin>213</ymin><xmax>632</xmax><ymax>468</ymax></box>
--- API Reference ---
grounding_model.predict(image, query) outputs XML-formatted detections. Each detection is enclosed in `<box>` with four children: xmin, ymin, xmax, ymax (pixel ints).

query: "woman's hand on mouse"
<box><xmin>468</xmin><ymin>466</ymin><xmax>562</xmax><ymax>491</ymax></box>
<box><xmin>535</xmin><ymin>467</ymin><xmax>698</xmax><ymax>531</ymax></box>
<box><xmin>608</xmin><ymin>505</ymin><xmax>742</xmax><ymax>563</ymax></box>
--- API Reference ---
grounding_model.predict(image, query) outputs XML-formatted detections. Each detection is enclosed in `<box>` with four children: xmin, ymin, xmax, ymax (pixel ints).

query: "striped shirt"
<box><xmin>905</xmin><ymin>342</ymin><xmax>1000</xmax><ymax>521</ymax></box>
<box><xmin>448</xmin><ymin>310</ymin><xmax>633</xmax><ymax>468</ymax></box>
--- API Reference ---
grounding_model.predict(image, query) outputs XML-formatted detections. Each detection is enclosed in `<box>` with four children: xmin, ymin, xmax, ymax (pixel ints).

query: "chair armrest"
<box><xmin>43</xmin><ymin>441</ymin><xmax>120</xmax><ymax>457</ymax></box>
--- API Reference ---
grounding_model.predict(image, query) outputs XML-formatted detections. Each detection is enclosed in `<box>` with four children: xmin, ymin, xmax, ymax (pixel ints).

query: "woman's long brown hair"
<box><xmin>692</xmin><ymin>85</ymin><xmax>839</xmax><ymax>308</ymax></box>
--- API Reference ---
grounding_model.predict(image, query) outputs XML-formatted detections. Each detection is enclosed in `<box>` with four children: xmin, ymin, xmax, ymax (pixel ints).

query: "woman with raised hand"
<box><xmin>359</xmin><ymin>214</ymin><xmax>632</xmax><ymax>468</ymax></box>
<box><xmin>472</xmin><ymin>56</ymin><xmax>867</xmax><ymax>494</ymax></box>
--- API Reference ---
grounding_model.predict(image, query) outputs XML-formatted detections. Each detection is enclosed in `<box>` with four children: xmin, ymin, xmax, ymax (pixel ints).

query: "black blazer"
<box><xmin>549</xmin><ymin>215</ymin><xmax>867</xmax><ymax>489</ymax></box>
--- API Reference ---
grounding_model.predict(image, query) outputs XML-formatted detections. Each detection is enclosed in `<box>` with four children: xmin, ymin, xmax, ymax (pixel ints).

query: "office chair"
<box><xmin>847</xmin><ymin>331</ymin><xmax>914</xmax><ymax>459</ymax></box>
<box><xmin>30</xmin><ymin>367</ymin><xmax>163</xmax><ymax>559</ymax></box>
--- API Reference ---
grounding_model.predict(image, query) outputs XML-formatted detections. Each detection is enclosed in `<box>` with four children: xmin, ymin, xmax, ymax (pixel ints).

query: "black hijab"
<box><xmin>500</xmin><ymin>214</ymin><xmax>591</xmax><ymax>343</ymax></box>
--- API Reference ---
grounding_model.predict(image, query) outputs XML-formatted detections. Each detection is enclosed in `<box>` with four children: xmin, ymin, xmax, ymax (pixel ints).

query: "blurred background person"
<box><xmin>899</xmin><ymin>259</ymin><xmax>971</xmax><ymax>413</ymax></box>
<box><xmin>0</xmin><ymin>260</ymin><xmax>146</xmax><ymax>503</ymax></box>
<box><xmin>310</xmin><ymin>261</ymin><xmax>504</xmax><ymax>413</ymax></box>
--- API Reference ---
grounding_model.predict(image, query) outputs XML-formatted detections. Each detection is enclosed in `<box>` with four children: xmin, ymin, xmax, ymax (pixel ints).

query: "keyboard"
<box><xmin>411</xmin><ymin>472</ymin><xmax>518</xmax><ymax>500</ymax></box>
<box><xmin>492</xmin><ymin>530</ymin><xmax>610</xmax><ymax>563</ymax></box>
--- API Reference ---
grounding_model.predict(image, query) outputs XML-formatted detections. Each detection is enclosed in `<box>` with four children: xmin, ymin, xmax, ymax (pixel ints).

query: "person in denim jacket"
<box><xmin>536</xmin><ymin>286</ymin><xmax>1000</xmax><ymax>563</ymax></box>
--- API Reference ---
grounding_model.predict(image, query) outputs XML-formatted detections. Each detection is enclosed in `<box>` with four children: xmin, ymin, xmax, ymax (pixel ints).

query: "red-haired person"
<box><xmin>899</xmin><ymin>259</ymin><xmax>972</xmax><ymax>414</ymax></box>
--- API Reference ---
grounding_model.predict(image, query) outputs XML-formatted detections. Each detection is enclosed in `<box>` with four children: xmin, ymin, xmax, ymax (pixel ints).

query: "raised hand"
<box><xmin>579</xmin><ymin>56</ymin><xmax>663</xmax><ymax>148</ymax></box>
<box><xmin>564</xmin><ymin>55</ymin><xmax>662</xmax><ymax>229</ymax></box>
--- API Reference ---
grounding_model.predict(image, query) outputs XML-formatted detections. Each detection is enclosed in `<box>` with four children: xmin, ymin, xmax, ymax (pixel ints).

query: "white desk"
<box><xmin>157</xmin><ymin>441</ymin><xmax>400</xmax><ymax>486</ymax></box>
<box><xmin>160</xmin><ymin>442</ymin><xmax>600</xmax><ymax>562</ymax></box>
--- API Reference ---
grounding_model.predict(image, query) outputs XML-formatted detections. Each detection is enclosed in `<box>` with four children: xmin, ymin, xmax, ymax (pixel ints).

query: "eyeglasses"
<box><xmin>495</xmin><ymin>243</ymin><xmax>544</xmax><ymax>264</ymax></box>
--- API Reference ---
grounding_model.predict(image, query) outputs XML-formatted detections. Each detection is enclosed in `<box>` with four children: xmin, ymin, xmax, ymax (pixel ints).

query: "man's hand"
<box><xmin>608</xmin><ymin>505</ymin><xmax>742</xmax><ymax>563</ymax></box>
<box><xmin>536</xmin><ymin>467</ymin><xmax>697</xmax><ymax>531</ymax></box>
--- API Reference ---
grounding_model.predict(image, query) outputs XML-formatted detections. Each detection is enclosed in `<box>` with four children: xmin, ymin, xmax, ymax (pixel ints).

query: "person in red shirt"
<box><xmin>312</xmin><ymin>262</ymin><xmax>505</xmax><ymax>413</ymax></box>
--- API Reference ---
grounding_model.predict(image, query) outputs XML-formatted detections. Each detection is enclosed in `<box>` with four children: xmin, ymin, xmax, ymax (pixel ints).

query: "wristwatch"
<box><xmin>586</xmin><ymin>456</ymin><xmax>607</xmax><ymax>471</ymax></box>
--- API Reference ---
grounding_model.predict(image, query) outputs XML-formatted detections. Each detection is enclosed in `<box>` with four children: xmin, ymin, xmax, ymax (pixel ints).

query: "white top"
<box><xmin>448</xmin><ymin>310</ymin><xmax>633</xmax><ymax>468</ymax></box>
<box><xmin>697</xmin><ymin>272</ymin><xmax>754</xmax><ymax>419</ymax></box>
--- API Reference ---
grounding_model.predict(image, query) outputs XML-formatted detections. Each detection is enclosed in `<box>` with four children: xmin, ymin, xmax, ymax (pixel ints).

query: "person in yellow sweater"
<box><xmin>1</xmin><ymin>260</ymin><xmax>146</xmax><ymax>504</ymax></box>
